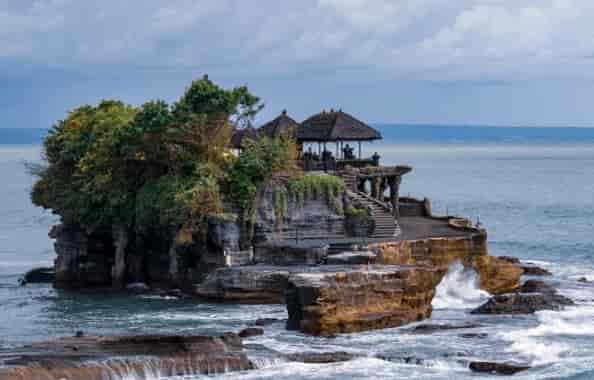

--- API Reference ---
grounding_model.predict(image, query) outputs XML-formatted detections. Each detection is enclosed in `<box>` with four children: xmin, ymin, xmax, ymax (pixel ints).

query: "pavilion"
<box><xmin>297</xmin><ymin>109</ymin><xmax>383</xmax><ymax>170</ymax></box>
<box><xmin>258</xmin><ymin>109</ymin><xmax>299</xmax><ymax>140</ymax></box>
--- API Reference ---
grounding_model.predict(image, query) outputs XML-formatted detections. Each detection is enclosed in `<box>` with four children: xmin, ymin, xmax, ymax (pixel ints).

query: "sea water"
<box><xmin>0</xmin><ymin>126</ymin><xmax>593</xmax><ymax>379</ymax></box>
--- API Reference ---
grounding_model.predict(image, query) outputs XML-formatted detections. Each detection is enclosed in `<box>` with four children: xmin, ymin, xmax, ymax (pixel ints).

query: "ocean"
<box><xmin>1</xmin><ymin>126</ymin><xmax>593</xmax><ymax>379</ymax></box>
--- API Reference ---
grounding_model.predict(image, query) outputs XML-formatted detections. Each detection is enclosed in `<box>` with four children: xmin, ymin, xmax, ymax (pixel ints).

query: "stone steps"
<box><xmin>348</xmin><ymin>191</ymin><xmax>397</xmax><ymax>239</ymax></box>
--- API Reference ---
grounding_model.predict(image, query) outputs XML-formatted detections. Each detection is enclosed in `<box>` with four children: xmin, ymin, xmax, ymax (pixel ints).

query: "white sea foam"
<box><xmin>500</xmin><ymin>306</ymin><xmax>594</xmax><ymax>365</ymax></box>
<box><xmin>432</xmin><ymin>262</ymin><xmax>490</xmax><ymax>309</ymax></box>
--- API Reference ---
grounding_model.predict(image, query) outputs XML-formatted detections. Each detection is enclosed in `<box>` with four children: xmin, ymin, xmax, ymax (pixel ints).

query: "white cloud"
<box><xmin>1</xmin><ymin>0</ymin><xmax>594</xmax><ymax>80</ymax></box>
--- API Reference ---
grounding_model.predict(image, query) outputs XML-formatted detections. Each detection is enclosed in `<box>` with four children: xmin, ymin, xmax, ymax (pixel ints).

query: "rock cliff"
<box><xmin>285</xmin><ymin>265</ymin><xmax>444</xmax><ymax>335</ymax></box>
<box><xmin>369</xmin><ymin>231</ymin><xmax>522</xmax><ymax>295</ymax></box>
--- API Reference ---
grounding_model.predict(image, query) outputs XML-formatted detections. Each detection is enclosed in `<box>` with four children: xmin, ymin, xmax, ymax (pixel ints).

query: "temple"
<box><xmin>232</xmin><ymin>109</ymin><xmax>413</xmax><ymax>242</ymax></box>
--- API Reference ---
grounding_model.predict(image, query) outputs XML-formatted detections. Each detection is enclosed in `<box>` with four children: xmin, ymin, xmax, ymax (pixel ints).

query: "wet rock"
<box><xmin>126</xmin><ymin>282</ymin><xmax>150</xmax><ymax>292</ymax></box>
<box><xmin>286</xmin><ymin>265</ymin><xmax>443</xmax><ymax>335</ymax></box>
<box><xmin>407</xmin><ymin>323</ymin><xmax>482</xmax><ymax>334</ymax></box>
<box><xmin>471</xmin><ymin>292</ymin><xmax>573</xmax><ymax>315</ymax></box>
<box><xmin>469</xmin><ymin>361</ymin><xmax>531</xmax><ymax>375</ymax></box>
<box><xmin>473</xmin><ymin>255</ymin><xmax>523</xmax><ymax>295</ymax></box>
<box><xmin>0</xmin><ymin>333</ymin><xmax>253</xmax><ymax>379</ymax></box>
<box><xmin>194</xmin><ymin>266</ymin><xmax>290</xmax><ymax>304</ymax></box>
<box><xmin>498</xmin><ymin>256</ymin><xmax>520</xmax><ymax>264</ymax></box>
<box><xmin>22</xmin><ymin>267</ymin><xmax>55</xmax><ymax>284</ymax></box>
<box><xmin>238</xmin><ymin>327</ymin><xmax>264</xmax><ymax>338</ymax></box>
<box><xmin>286</xmin><ymin>351</ymin><xmax>356</xmax><ymax>363</ymax></box>
<box><xmin>519</xmin><ymin>280</ymin><xmax>556</xmax><ymax>295</ymax></box>
<box><xmin>376</xmin><ymin>354</ymin><xmax>427</xmax><ymax>365</ymax></box>
<box><xmin>159</xmin><ymin>288</ymin><xmax>188</xmax><ymax>299</ymax></box>
<box><xmin>369</xmin><ymin>234</ymin><xmax>522</xmax><ymax>296</ymax></box>
<box><xmin>459</xmin><ymin>333</ymin><xmax>488</xmax><ymax>339</ymax></box>
<box><xmin>520</xmin><ymin>264</ymin><xmax>552</xmax><ymax>276</ymax></box>
<box><xmin>254</xmin><ymin>318</ymin><xmax>283</xmax><ymax>326</ymax></box>
<box><xmin>578</xmin><ymin>277</ymin><xmax>590</xmax><ymax>283</ymax></box>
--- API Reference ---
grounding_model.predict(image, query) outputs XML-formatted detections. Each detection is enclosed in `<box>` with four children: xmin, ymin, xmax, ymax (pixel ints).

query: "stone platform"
<box><xmin>0</xmin><ymin>333</ymin><xmax>252</xmax><ymax>380</ymax></box>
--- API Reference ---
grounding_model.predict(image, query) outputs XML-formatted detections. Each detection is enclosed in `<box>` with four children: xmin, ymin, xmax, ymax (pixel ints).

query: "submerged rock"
<box><xmin>497</xmin><ymin>256</ymin><xmax>520</xmax><ymax>264</ymax></box>
<box><xmin>238</xmin><ymin>327</ymin><xmax>264</xmax><ymax>338</ymax></box>
<box><xmin>21</xmin><ymin>267</ymin><xmax>55</xmax><ymax>284</ymax></box>
<box><xmin>125</xmin><ymin>282</ymin><xmax>150</xmax><ymax>292</ymax></box>
<box><xmin>471</xmin><ymin>292</ymin><xmax>573</xmax><ymax>315</ymax></box>
<box><xmin>0</xmin><ymin>333</ymin><xmax>253</xmax><ymax>379</ymax></box>
<box><xmin>254</xmin><ymin>318</ymin><xmax>284</xmax><ymax>326</ymax></box>
<box><xmin>519</xmin><ymin>279</ymin><xmax>557</xmax><ymax>295</ymax></box>
<box><xmin>286</xmin><ymin>265</ymin><xmax>443</xmax><ymax>335</ymax></box>
<box><xmin>286</xmin><ymin>351</ymin><xmax>356</xmax><ymax>363</ymax></box>
<box><xmin>406</xmin><ymin>323</ymin><xmax>482</xmax><ymax>334</ymax></box>
<box><xmin>520</xmin><ymin>264</ymin><xmax>552</xmax><ymax>276</ymax></box>
<box><xmin>469</xmin><ymin>361</ymin><xmax>531</xmax><ymax>375</ymax></box>
<box><xmin>472</xmin><ymin>278</ymin><xmax>573</xmax><ymax>315</ymax></box>
<box><xmin>459</xmin><ymin>333</ymin><xmax>488</xmax><ymax>339</ymax></box>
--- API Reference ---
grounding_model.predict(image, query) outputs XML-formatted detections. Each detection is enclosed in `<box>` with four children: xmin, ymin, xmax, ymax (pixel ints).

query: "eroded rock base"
<box><xmin>285</xmin><ymin>265</ymin><xmax>444</xmax><ymax>336</ymax></box>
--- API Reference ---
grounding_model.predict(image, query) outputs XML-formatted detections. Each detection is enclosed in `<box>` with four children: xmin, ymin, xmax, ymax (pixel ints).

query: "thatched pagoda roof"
<box><xmin>230</xmin><ymin>127</ymin><xmax>259</xmax><ymax>149</ymax></box>
<box><xmin>258</xmin><ymin>110</ymin><xmax>299</xmax><ymax>139</ymax></box>
<box><xmin>297</xmin><ymin>110</ymin><xmax>382</xmax><ymax>142</ymax></box>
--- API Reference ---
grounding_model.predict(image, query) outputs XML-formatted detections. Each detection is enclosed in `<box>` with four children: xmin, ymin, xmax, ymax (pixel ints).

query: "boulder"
<box><xmin>286</xmin><ymin>265</ymin><xmax>444</xmax><ymax>335</ymax></box>
<box><xmin>0</xmin><ymin>333</ymin><xmax>253</xmax><ymax>380</ymax></box>
<box><xmin>194</xmin><ymin>266</ymin><xmax>291</xmax><ymax>304</ymax></box>
<box><xmin>469</xmin><ymin>361</ymin><xmax>530</xmax><ymax>375</ymax></box>
<box><xmin>471</xmin><ymin>292</ymin><xmax>573</xmax><ymax>315</ymax></box>
<box><xmin>22</xmin><ymin>267</ymin><xmax>55</xmax><ymax>284</ymax></box>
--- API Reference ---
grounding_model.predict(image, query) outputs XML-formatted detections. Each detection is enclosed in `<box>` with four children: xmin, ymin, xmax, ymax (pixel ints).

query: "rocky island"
<box><xmin>10</xmin><ymin>76</ymin><xmax>561</xmax><ymax>378</ymax></box>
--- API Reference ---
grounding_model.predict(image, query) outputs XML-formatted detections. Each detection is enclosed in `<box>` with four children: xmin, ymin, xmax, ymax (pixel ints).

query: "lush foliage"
<box><xmin>287</xmin><ymin>174</ymin><xmax>344</xmax><ymax>207</ymax></box>
<box><xmin>32</xmin><ymin>75</ymin><xmax>271</xmax><ymax>240</ymax></box>
<box><xmin>270</xmin><ymin>174</ymin><xmax>345</xmax><ymax>222</ymax></box>
<box><xmin>226</xmin><ymin>136</ymin><xmax>301</xmax><ymax>221</ymax></box>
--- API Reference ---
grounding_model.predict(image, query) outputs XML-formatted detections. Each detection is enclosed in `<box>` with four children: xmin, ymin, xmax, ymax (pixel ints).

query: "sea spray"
<box><xmin>432</xmin><ymin>262</ymin><xmax>490</xmax><ymax>309</ymax></box>
<box><xmin>500</xmin><ymin>305</ymin><xmax>594</xmax><ymax>365</ymax></box>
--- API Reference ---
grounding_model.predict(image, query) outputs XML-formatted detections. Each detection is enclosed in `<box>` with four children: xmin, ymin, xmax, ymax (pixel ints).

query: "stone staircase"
<box><xmin>338</xmin><ymin>171</ymin><xmax>399</xmax><ymax>240</ymax></box>
<box><xmin>352</xmin><ymin>191</ymin><xmax>399</xmax><ymax>239</ymax></box>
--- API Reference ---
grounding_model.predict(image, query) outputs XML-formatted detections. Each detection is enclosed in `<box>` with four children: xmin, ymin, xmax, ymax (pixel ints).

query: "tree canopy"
<box><xmin>32</xmin><ymin>75</ymin><xmax>296</xmax><ymax>242</ymax></box>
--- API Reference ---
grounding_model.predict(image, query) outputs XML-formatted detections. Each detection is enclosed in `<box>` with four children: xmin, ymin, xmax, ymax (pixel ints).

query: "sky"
<box><xmin>2</xmin><ymin>0</ymin><xmax>594</xmax><ymax>128</ymax></box>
